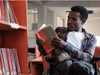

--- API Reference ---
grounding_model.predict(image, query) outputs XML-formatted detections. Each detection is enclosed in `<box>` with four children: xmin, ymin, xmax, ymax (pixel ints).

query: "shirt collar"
<box><xmin>67</xmin><ymin>28</ymin><xmax>89</xmax><ymax>38</ymax></box>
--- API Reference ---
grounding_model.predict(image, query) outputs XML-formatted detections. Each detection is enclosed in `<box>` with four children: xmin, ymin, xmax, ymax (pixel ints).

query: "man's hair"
<box><xmin>71</xmin><ymin>5</ymin><xmax>88</xmax><ymax>21</ymax></box>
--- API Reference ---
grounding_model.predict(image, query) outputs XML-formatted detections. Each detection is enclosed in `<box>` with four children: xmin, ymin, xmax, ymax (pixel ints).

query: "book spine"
<box><xmin>0</xmin><ymin>48</ymin><xmax>5</xmax><ymax>75</ymax></box>
<box><xmin>0</xmin><ymin>0</ymin><xmax>5</xmax><ymax>20</ymax></box>
<box><xmin>7</xmin><ymin>0</ymin><xmax>15</xmax><ymax>23</ymax></box>
<box><xmin>9</xmin><ymin>1</ymin><xmax>18</xmax><ymax>24</ymax></box>
<box><xmin>3</xmin><ymin>0</ymin><xmax>10</xmax><ymax>22</ymax></box>
<box><xmin>9</xmin><ymin>48</ymin><xmax>17</xmax><ymax>75</ymax></box>
<box><xmin>12</xmin><ymin>49</ymin><xmax>21</xmax><ymax>74</ymax></box>
<box><xmin>0</xmin><ymin>49</ymin><xmax>3</xmax><ymax>75</ymax></box>
<box><xmin>0</xmin><ymin>48</ymin><xmax>21</xmax><ymax>74</ymax></box>
<box><xmin>3</xmin><ymin>48</ymin><xmax>11</xmax><ymax>75</ymax></box>
<box><xmin>1</xmin><ymin>48</ymin><xmax>9</xmax><ymax>75</ymax></box>
<box><xmin>6</xmin><ymin>48</ymin><xmax>13</xmax><ymax>75</ymax></box>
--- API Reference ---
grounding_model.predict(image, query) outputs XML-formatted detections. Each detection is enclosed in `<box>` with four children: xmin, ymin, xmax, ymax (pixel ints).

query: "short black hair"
<box><xmin>71</xmin><ymin>5</ymin><xmax>88</xmax><ymax>21</ymax></box>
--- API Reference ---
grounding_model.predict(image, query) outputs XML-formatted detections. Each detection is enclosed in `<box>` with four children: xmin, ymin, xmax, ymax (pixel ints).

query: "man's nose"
<box><xmin>67</xmin><ymin>19</ymin><xmax>71</xmax><ymax>23</ymax></box>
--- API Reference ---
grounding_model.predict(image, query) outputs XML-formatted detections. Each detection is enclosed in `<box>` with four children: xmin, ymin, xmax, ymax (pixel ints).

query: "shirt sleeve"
<box><xmin>64</xmin><ymin>35</ymin><xmax>97</xmax><ymax>62</ymax></box>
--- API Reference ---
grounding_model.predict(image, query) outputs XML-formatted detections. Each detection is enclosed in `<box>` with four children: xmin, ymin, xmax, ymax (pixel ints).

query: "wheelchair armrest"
<box><xmin>92</xmin><ymin>56</ymin><xmax>100</xmax><ymax>75</ymax></box>
<box><xmin>92</xmin><ymin>56</ymin><xmax>100</xmax><ymax>62</ymax></box>
<box><xmin>45</xmin><ymin>57</ymin><xmax>54</xmax><ymax>63</ymax></box>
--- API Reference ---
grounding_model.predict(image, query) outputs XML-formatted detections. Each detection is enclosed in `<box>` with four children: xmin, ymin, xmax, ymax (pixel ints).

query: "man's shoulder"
<box><xmin>86</xmin><ymin>32</ymin><xmax>97</xmax><ymax>41</ymax></box>
<box><xmin>83</xmin><ymin>28</ymin><xmax>96</xmax><ymax>39</ymax></box>
<box><xmin>87</xmin><ymin>32</ymin><xmax>95</xmax><ymax>37</ymax></box>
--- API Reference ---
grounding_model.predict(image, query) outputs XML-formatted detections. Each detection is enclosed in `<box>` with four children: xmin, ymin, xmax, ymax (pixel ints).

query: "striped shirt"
<box><xmin>53</xmin><ymin>27</ymin><xmax>97</xmax><ymax>62</ymax></box>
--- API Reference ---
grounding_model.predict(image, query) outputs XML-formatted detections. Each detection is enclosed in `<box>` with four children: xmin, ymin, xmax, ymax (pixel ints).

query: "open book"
<box><xmin>35</xmin><ymin>24</ymin><xmax>58</xmax><ymax>55</ymax></box>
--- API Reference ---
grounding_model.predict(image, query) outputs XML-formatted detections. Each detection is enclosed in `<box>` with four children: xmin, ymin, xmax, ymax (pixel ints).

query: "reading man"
<box><xmin>36</xmin><ymin>5</ymin><xmax>97</xmax><ymax>75</ymax></box>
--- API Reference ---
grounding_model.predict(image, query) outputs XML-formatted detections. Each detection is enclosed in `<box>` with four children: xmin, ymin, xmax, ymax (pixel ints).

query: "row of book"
<box><xmin>0</xmin><ymin>48</ymin><xmax>21</xmax><ymax>75</ymax></box>
<box><xmin>0</xmin><ymin>0</ymin><xmax>18</xmax><ymax>23</ymax></box>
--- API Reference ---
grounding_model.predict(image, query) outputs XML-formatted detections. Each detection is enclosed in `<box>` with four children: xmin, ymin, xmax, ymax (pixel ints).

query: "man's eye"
<box><xmin>68</xmin><ymin>17</ymin><xmax>70</xmax><ymax>20</ymax></box>
<box><xmin>72</xmin><ymin>18</ymin><xmax>77</xmax><ymax>21</ymax></box>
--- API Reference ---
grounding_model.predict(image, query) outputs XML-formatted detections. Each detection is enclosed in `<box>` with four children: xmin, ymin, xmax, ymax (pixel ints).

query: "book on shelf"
<box><xmin>0</xmin><ymin>0</ymin><xmax>18</xmax><ymax>24</ymax></box>
<box><xmin>0</xmin><ymin>0</ymin><xmax>5</xmax><ymax>21</ymax></box>
<box><xmin>0</xmin><ymin>50</ymin><xmax>3</xmax><ymax>75</ymax></box>
<box><xmin>9</xmin><ymin>1</ymin><xmax>18</xmax><ymax>24</ymax></box>
<box><xmin>3</xmin><ymin>0</ymin><xmax>10</xmax><ymax>22</ymax></box>
<box><xmin>0</xmin><ymin>0</ymin><xmax>20</xmax><ymax>29</ymax></box>
<box><xmin>35</xmin><ymin>24</ymin><xmax>58</xmax><ymax>55</ymax></box>
<box><xmin>0</xmin><ymin>48</ymin><xmax>21</xmax><ymax>74</ymax></box>
<box><xmin>6</xmin><ymin>48</ymin><xmax>14</xmax><ymax>75</ymax></box>
<box><xmin>7</xmin><ymin>1</ymin><xmax>15</xmax><ymax>23</ymax></box>
<box><xmin>12</xmin><ymin>49</ymin><xmax>21</xmax><ymax>74</ymax></box>
<box><xmin>1</xmin><ymin>48</ymin><xmax>10</xmax><ymax>75</ymax></box>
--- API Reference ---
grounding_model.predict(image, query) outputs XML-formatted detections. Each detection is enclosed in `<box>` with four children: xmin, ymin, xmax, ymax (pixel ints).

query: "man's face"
<box><xmin>67</xmin><ymin>11</ymin><xmax>84</xmax><ymax>31</ymax></box>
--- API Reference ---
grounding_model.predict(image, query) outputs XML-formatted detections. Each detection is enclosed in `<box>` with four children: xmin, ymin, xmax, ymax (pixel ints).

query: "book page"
<box><xmin>45</xmin><ymin>25</ymin><xmax>57</xmax><ymax>39</ymax></box>
<box><xmin>39</xmin><ymin>24</ymin><xmax>46</xmax><ymax>30</ymax></box>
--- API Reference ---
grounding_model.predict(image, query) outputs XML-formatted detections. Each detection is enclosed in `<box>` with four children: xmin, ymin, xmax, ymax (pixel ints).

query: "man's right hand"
<box><xmin>36</xmin><ymin>37</ymin><xmax>45</xmax><ymax>47</ymax></box>
<box><xmin>36</xmin><ymin>37</ymin><xmax>48</xmax><ymax>55</ymax></box>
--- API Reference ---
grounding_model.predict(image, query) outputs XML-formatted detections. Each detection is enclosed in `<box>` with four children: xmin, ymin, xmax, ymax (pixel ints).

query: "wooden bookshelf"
<box><xmin>0</xmin><ymin>0</ymin><xmax>28</xmax><ymax>74</ymax></box>
<box><xmin>94</xmin><ymin>47</ymin><xmax>100</xmax><ymax>68</ymax></box>
<box><xmin>30</xmin><ymin>46</ymin><xmax>51</xmax><ymax>75</ymax></box>
<box><xmin>30</xmin><ymin>56</ymin><xmax>43</xmax><ymax>75</ymax></box>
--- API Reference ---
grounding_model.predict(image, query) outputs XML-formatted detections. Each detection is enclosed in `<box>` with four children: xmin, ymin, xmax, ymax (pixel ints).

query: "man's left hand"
<box><xmin>51</xmin><ymin>38</ymin><xmax>67</xmax><ymax>49</ymax></box>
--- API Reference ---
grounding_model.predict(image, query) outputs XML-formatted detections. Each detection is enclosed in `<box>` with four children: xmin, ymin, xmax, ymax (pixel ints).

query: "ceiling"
<box><xmin>28</xmin><ymin>0</ymin><xmax>100</xmax><ymax>19</ymax></box>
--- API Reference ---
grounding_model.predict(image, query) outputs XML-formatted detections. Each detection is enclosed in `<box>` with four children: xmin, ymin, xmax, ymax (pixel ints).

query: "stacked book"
<box><xmin>0</xmin><ymin>0</ymin><xmax>18</xmax><ymax>23</ymax></box>
<box><xmin>0</xmin><ymin>48</ymin><xmax>21</xmax><ymax>75</ymax></box>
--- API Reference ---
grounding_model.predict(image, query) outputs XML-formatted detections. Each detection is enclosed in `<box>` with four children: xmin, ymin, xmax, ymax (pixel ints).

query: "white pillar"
<box><xmin>38</xmin><ymin>5</ymin><xmax>47</xmax><ymax>29</ymax></box>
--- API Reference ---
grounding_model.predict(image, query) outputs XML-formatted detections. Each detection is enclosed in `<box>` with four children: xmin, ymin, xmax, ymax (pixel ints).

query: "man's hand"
<box><xmin>51</xmin><ymin>38</ymin><xmax>67</xmax><ymax>49</ymax></box>
<box><xmin>36</xmin><ymin>37</ymin><xmax>48</xmax><ymax>55</ymax></box>
<box><xmin>36</xmin><ymin>37</ymin><xmax>45</xmax><ymax>47</ymax></box>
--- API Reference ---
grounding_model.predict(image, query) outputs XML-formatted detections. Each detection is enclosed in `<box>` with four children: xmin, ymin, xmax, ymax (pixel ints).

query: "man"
<box><xmin>36</xmin><ymin>6</ymin><xmax>97</xmax><ymax>75</ymax></box>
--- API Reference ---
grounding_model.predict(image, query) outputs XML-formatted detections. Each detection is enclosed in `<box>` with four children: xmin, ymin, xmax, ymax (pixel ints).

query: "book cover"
<box><xmin>9</xmin><ymin>1</ymin><xmax>18</xmax><ymax>24</ymax></box>
<box><xmin>0</xmin><ymin>48</ymin><xmax>21</xmax><ymax>74</ymax></box>
<box><xmin>35</xmin><ymin>24</ymin><xmax>58</xmax><ymax>55</ymax></box>
<box><xmin>7</xmin><ymin>1</ymin><xmax>15</xmax><ymax>23</ymax></box>
<box><xmin>0</xmin><ymin>0</ymin><xmax>5</xmax><ymax>21</ymax></box>
<box><xmin>1</xmin><ymin>48</ymin><xmax>9</xmax><ymax>75</ymax></box>
<box><xmin>0</xmin><ymin>50</ymin><xmax>3</xmax><ymax>75</ymax></box>
<box><xmin>6</xmin><ymin>48</ymin><xmax>13</xmax><ymax>75</ymax></box>
<box><xmin>9</xmin><ymin>48</ymin><xmax>17</xmax><ymax>75</ymax></box>
<box><xmin>3</xmin><ymin>0</ymin><xmax>10</xmax><ymax>22</ymax></box>
<box><xmin>12</xmin><ymin>48</ymin><xmax>21</xmax><ymax>74</ymax></box>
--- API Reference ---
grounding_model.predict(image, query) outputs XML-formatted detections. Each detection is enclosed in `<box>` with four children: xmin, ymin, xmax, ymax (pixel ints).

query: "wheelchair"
<box><xmin>41</xmin><ymin>46</ymin><xmax>100</xmax><ymax>75</ymax></box>
<box><xmin>42</xmin><ymin>56</ymin><xmax>100</xmax><ymax>75</ymax></box>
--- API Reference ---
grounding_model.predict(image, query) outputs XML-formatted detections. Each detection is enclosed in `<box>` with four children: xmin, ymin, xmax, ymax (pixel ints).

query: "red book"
<box><xmin>3</xmin><ymin>48</ymin><xmax>11</xmax><ymax>75</ymax></box>
<box><xmin>12</xmin><ymin>49</ymin><xmax>21</xmax><ymax>74</ymax></box>
<box><xmin>35</xmin><ymin>24</ymin><xmax>58</xmax><ymax>55</ymax></box>
<box><xmin>9</xmin><ymin>48</ymin><xmax>17</xmax><ymax>75</ymax></box>
<box><xmin>0</xmin><ymin>0</ymin><xmax>5</xmax><ymax>20</ymax></box>
<box><xmin>6</xmin><ymin>48</ymin><xmax>13</xmax><ymax>74</ymax></box>
<box><xmin>9</xmin><ymin>1</ymin><xmax>18</xmax><ymax>24</ymax></box>
<box><xmin>0</xmin><ymin>49</ymin><xmax>3</xmax><ymax>75</ymax></box>
<box><xmin>1</xmin><ymin>48</ymin><xmax>9</xmax><ymax>75</ymax></box>
<box><xmin>3</xmin><ymin>0</ymin><xmax>10</xmax><ymax>22</ymax></box>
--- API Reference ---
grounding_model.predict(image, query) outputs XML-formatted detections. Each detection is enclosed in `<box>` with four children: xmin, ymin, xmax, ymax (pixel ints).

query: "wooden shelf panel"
<box><xmin>30</xmin><ymin>56</ymin><xmax>43</xmax><ymax>75</ymax></box>
<box><xmin>0</xmin><ymin>20</ymin><xmax>27</xmax><ymax>30</ymax></box>
<box><xmin>31</xmin><ymin>56</ymin><xmax>43</xmax><ymax>63</ymax></box>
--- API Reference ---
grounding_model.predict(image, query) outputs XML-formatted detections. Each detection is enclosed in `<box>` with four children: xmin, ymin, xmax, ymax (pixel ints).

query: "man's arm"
<box><xmin>64</xmin><ymin>35</ymin><xmax>97</xmax><ymax>62</ymax></box>
<box><xmin>54</xmin><ymin>27</ymin><xmax>97</xmax><ymax>62</ymax></box>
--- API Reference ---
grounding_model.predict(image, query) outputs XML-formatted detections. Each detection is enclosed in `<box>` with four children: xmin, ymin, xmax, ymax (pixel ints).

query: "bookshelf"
<box><xmin>0</xmin><ymin>0</ymin><xmax>28</xmax><ymax>74</ymax></box>
<box><xmin>30</xmin><ymin>46</ymin><xmax>51</xmax><ymax>75</ymax></box>
<box><xmin>30</xmin><ymin>56</ymin><xmax>43</xmax><ymax>75</ymax></box>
